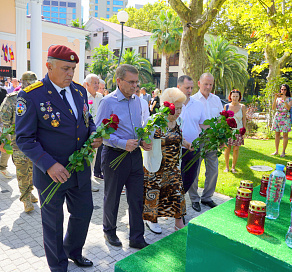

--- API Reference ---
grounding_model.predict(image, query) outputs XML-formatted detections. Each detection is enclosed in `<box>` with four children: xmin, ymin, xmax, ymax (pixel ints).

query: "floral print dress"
<box><xmin>272</xmin><ymin>97</ymin><xmax>291</xmax><ymax>132</ymax></box>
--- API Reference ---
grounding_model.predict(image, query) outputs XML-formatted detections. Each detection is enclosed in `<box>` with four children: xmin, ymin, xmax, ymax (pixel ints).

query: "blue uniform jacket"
<box><xmin>15</xmin><ymin>74</ymin><xmax>96</xmax><ymax>191</ymax></box>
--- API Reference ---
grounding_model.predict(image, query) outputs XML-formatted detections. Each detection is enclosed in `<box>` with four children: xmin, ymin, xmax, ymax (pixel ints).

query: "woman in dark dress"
<box><xmin>150</xmin><ymin>89</ymin><xmax>160</xmax><ymax>115</ymax></box>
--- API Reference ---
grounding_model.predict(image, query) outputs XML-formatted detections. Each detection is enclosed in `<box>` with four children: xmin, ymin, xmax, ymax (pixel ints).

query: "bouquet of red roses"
<box><xmin>183</xmin><ymin>110</ymin><xmax>239</xmax><ymax>171</ymax></box>
<box><xmin>109</xmin><ymin>101</ymin><xmax>175</xmax><ymax>170</ymax></box>
<box><xmin>41</xmin><ymin>114</ymin><xmax>119</xmax><ymax>208</ymax></box>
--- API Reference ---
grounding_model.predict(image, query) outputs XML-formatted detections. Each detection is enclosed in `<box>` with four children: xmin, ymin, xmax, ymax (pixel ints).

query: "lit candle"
<box><xmin>239</xmin><ymin>180</ymin><xmax>253</xmax><ymax>193</ymax></box>
<box><xmin>246</xmin><ymin>201</ymin><xmax>266</xmax><ymax>235</ymax></box>
<box><xmin>286</xmin><ymin>162</ymin><xmax>292</xmax><ymax>181</ymax></box>
<box><xmin>259</xmin><ymin>174</ymin><xmax>270</xmax><ymax>197</ymax></box>
<box><xmin>234</xmin><ymin>188</ymin><xmax>252</xmax><ymax>218</ymax></box>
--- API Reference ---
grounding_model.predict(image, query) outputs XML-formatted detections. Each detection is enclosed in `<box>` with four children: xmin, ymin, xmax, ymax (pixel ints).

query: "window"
<box><xmin>26</xmin><ymin>3</ymin><xmax>29</xmax><ymax>15</ymax></box>
<box><xmin>59</xmin><ymin>13</ymin><xmax>66</xmax><ymax>18</ymax></box>
<box><xmin>169</xmin><ymin>72</ymin><xmax>178</xmax><ymax>87</ymax></box>
<box><xmin>153</xmin><ymin>72</ymin><xmax>161</xmax><ymax>88</ymax></box>
<box><xmin>43</xmin><ymin>6</ymin><xmax>50</xmax><ymax>11</ymax></box>
<box><xmin>139</xmin><ymin>46</ymin><xmax>147</xmax><ymax>58</ymax></box>
<box><xmin>72</xmin><ymin>14</ymin><xmax>76</xmax><ymax>19</ymax></box>
<box><xmin>60</xmin><ymin>2</ymin><xmax>66</xmax><ymax>6</ymax></box>
<box><xmin>43</xmin><ymin>0</ymin><xmax>50</xmax><ymax>5</ymax></box>
<box><xmin>93</xmin><ymin>33</ymin><xmax>98</xmax><ymax>37</ymax></box>
<box><xmin>95</xmin><ymin>12</ymin><xmax>98</xmax><ymax>17</ymax></box>
<box><xmin>113</xmin><ymin>0</ymin><xmax>123</xmax><ymax>5</ymax></box>
<box><xmin>51</xmin><ymin>18</ymin><xmax>58</xmax><ymax>22</ymax></box>
<box><xmin>51</xmin><ymin>7</ymin><xmax>58</xmax><ymax>12</ymax></box>
<box><xmin>125</xmin><ymin>47</ymin><xmax>132</xmax><ymax>52</ymax></box>
<box><xmin>95</xmin><ymin>6</ymin><xmax>98</xmax><ymax>10</ymax></box>
<box><xmin>153</xmin><ymin>48</ymin><xmax>161</xmax><ymax>67</ymax></box>
<box><xmin>113</xmin><ymin>49</ymin><xmax>120</xmax><ymax>57</ymax></box>
<box><xmin>102</xmin><ymin>32</ymin><xmax>109</xmax><ymax>45</ymax></box>
<box><xmin>107</xmin><ymin>8</ymin><xmax>110</xmax><ymax>11</ymax></box>
<box><xmin>43</xmin><ymin>12</ymin><xmax>50</xmax><ymax>17</ymax></box>
<box><xmin>95</xmin><ymin>0</ymin><xmax>98</xmax><ymax>3</ymax></box>
<box><xmin>169</xmin><ymin>51</ymin><xmax>179</xmax><ymax>66</ymax></box>
<box><xmin>113</xmin><ymin>7</ymin><xmax>121</xmax><ymax>12</ymax></box>
<box><xmin>68</xmin><ymin>2</ymin><xmax>76</xmax><ymax>7</ymax></box>
<box><xmin>107</xmin><ymin>1</ymin><xmax>110</xmax><ymax>4</ymax></box>
<box><xmin>106</xmin><ymin>14</ymin><xmax>109</xmax><ymax>18</ymax></box>
<box><xmin>44</xmin><ymin>17</ymin><xmax>50</xmax><ymax>20</ymax></box>
<box><xmin>72</xmin><ymin>8</ymin><xmax>76</xmax><ymax>13</ymax></box>
<box><xmin>87</xmin><ymin>56</ymin><xmax>91</xmax><ymax>59</ymax></box>
<box><xmin>51</xmin><ymin>1</ymin><xmax>58</xmax><ymax>6</ymax></box>
<box><xmin>51</xmin><ymin>12</ymin><xmax>58</xmax><ymax>17</ymax></box>
<box><xmin>59</xmin><ymin>7</ymin><xmax>66</xmax><ymax>12</ymax></box>
<box><xmin>59</xmin><ymin>19</ymin><xmax>66</xmax><ymax>24</ymax></box>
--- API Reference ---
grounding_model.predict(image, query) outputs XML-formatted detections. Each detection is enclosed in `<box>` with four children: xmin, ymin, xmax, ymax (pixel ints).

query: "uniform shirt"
<box><xmin>180</xmin><ymin>97</ymin><xmax>206</xmax><ymax>146</ymax></box>
<box><xmin>87</xmin><ymin>91</ymin><xmax>102</xmax><ymax>122</ymax></box>
<box><xmin>192</xmin><ymin>91</ymin><xmax>223</xmax><ymax>119</ymax></box>
<box><xmin>140</xmin><ymin>97</ymin><xmax>150</xmax><ymax>126</ymax></box>
<box><xmin>95</xmin><ymin>88</ymin><xmax>142</xmax><ymax>150</ymax></box>
<box><xmin>50</xmin><ymin>80</ymin><xmax>78</xmax><ymax>119</ymax></box>
<box><xmin>140</xmin><ymin>93</ymin><xmax>151</xmax><ymax>104</ymax></box>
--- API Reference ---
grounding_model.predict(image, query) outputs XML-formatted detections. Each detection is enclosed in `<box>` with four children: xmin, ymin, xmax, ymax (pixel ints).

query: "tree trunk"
<box><xmin>180</xmin><ymin>27</ymin><xmax>205</xmax><ymax>92</ymax></box>
<box><xmin>164</xmin><ymin>54</ymin><xmax>170</xmax><ymax>89</ymax></box>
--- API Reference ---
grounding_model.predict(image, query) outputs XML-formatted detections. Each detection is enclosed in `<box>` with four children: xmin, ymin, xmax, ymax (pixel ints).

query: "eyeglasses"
<box><xmin>121</xmin><ymin>79</ymin><xmax>140</xmax><ymax>85</ymax></box>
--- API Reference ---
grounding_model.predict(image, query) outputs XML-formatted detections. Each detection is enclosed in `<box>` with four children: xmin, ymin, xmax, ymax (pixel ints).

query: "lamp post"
<box><xmin>117</xmin><ymin>10</ymin><xmax>129</xmax><ymax>66</ymax></box>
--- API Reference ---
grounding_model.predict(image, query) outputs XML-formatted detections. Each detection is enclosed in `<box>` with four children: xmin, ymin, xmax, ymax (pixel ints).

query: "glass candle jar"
<box><xmin>239</xmin><ymin>180</ymin><xmax>253</xmax><ymax>193</ymax></box>
<box><xmin>286</xmin><ymin>162</ymin><xmax>292</xmax><ymax>181</ymax></box>
<box><xmin>234</xmin><ymin>188</ymin><xmax>252</xmax><ymax>218</ymax></box>
<box><xmin>259</xmin><ymin>174</ymin><xmax>270</xmax><ymax>197</ymax></box>
<box><xmin>246</xmin><ymin>201</ymin><xmax>266</xmax><ymax>235</ymax></box>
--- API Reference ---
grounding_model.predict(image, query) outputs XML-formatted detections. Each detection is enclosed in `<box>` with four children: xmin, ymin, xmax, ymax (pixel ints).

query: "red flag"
<box><xmin>9</xmin><ymin>45</ymin><xmax>14</xmax><ymax>61</ymax></box>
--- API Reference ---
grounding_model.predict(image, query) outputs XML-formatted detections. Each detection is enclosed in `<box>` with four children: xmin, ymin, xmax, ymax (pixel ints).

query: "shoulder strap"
<box><xmin>226</xmin><ymin>103</ymin><xmax>229</xmax><ymax>111</ymax></box>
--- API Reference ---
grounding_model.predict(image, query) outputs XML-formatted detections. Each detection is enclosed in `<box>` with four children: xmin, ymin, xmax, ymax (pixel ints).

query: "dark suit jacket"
<box><xmin>15</xmin><ymin>74</ymin><xmax>96</xmax><ymax>191</ymax></box>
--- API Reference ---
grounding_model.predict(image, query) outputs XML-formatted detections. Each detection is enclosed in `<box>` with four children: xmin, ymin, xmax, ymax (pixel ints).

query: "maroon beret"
<box><xmin>47</xmin><ymin>45</ymin><xmax>79</xmax><ymax>63</ymax></box>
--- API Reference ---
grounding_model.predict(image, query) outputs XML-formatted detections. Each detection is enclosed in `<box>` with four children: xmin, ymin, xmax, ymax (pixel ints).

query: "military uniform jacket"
<box><xmin>15</xmin><ymin>74</ymin><xmax>96</xmax><ymax>191</ymax></box>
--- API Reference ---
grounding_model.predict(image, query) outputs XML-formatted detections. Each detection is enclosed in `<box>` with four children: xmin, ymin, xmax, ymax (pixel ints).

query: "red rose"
<box><xmin>226</xmin><ymin>118</ymin><xmax>237</xmax><ymax>128</ymax></box>
<box><xmin>110</xmin><ymin>114</ymin><xmax>119</xmax><ymax>124</ymax></box>
<box><xmin>109</xmin><ymin>123</ymin><xmax>118</xmax><ymax>130</ymax></box>
<box><xmin>88</xmin><ymin>100</ymin><xmax>93</xmax><ymax>105</ymax></box>
<box><xmin>169</xmin><ymin>103</ymin><xmax>175</xmax><ymax>115</ymax></box>
<box><xmin>102</xmin><ymin>119</ymin><xmax>110</xmax><ymax>125</ymax></box>
<box><xmin>164</xmin><ymin>101</ymin><xmax>171</xmax><ymax>107</ymax></box>
<box><xmin>239</xmin><ymin>127</ymin><xmax>246</xmax><ymax>136</ymax></box>
<box><xmin>220</xmin><ymin>110</ymin><xmax>229</xmax><ymax>118</ymax></box>
<box><xmin>227</xmin><ymin>110</ymin><xmax>234</xmax><ymax>117</ymax></box>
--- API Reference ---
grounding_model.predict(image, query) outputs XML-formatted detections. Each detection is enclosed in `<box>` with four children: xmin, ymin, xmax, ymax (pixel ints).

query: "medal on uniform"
<box><xmin>50</xmin><ymin>113</ymin><xmax>59</xmax><ymax>127</ymax></box>
<box><xmin>43</xmin><ymin>114</ymin><xmax>49</xmax><ymax>120</ymax></box>
<box><xmin>83</xmin><ymin>102</ymin><xmax>89</xmax><ymax>127</ymax></box>
<box><xmin>56</xmin><ymin>112</ymin><xmax>61</xmax><ymax>121</ymax></box>
<box><xmin>46</xmin><ymin>101</ymin><xmax>53</xmax><ymax>112</ymax></box>
<box><xmin>40</xmin><ymin>103</ymin><xmax>46</xmax><ymax>112</ymax></box>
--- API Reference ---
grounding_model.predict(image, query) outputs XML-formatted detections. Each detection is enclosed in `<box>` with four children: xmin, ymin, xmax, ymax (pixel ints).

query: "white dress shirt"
<box><xmin>50</xmin><ymin>80</ymin><xmax>78</xmax><ymax>119</ymax></box>
<box><xmin>192</xmin><ymin>91</ymin><xmax>223</xmax><ymax>119</ymax></box>
<box><xmin>87</xmin><ymin>91</ymin><xmax>103</xmax><ymax>122</ymax></box>
<box><xmin>140</xmin><ymin>97</ymin><xmax>150</xmax><ymax>126</ymax></box>
<box><xmin>180</xmin><ymin>97</ymin><xmax>206</xmax><ymax>146</ymax></box>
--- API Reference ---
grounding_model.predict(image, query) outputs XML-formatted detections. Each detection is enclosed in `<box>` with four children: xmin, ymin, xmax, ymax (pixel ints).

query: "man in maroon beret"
<box><xmin>15</xmin><ymin>45</ymin><xmax>102</xmax><ymax>271</ymax></box>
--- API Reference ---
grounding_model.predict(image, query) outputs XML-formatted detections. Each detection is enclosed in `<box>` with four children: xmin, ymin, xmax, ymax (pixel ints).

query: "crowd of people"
<box><xmin>0</xmin><ymin>44</ymin><xmax>289</xmax><ymax>272</ymax></box>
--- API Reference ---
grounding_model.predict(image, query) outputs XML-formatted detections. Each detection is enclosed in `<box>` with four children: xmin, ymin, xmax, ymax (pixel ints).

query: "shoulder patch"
<box><xmin>24</xmin><ymin>81</ymin><xmax>43</xmax><ymax>93</ymax></box>
<box><xmin>73</xmin><ymin>81</ymin><xmax>84</xmax><ymax>88</ymax></box>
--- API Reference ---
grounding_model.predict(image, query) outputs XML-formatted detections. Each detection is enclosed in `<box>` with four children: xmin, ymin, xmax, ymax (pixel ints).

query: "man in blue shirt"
<box><xmin>96</xmin><ymin>64</ymin><xmax>152</xmax><ymax>249</ymax></box>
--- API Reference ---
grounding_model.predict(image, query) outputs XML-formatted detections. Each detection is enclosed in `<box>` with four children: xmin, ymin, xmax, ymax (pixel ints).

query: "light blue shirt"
<box><xmin>95</xmin><ymin>88</ymin><xmax>142</xmax><ymax>150</ymax></box>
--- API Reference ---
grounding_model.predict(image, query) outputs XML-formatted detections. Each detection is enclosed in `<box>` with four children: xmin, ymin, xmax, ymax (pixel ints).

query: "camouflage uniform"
<box><xmin>0</xmin><ymin>91</ymin><xmax>35</xmax><ymax>206</ymax></box>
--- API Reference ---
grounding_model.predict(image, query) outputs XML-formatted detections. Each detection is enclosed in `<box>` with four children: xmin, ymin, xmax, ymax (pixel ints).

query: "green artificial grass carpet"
<box><xmin>115</xmin><ymin>226</ymin><xmax>188</xmax><ymax>272</ymax></box>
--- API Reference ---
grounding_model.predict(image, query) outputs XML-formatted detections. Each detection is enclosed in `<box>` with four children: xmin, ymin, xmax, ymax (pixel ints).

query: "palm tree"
<box><xmin>205</xmin><ymin>36</ymin><xmax>249</xmax><ymax>96</ymax></box>
<box><xmin>106</xmin><ymin>49</ymin><xmax>154</xmax><ymax>90</ymax></box>
<box><xmin>150</xmin><ymin>10</ymin><xmax>182</xmax><ymax>89</ymax></box>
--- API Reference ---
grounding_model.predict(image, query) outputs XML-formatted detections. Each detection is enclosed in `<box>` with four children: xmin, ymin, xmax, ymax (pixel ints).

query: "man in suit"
<box><xmin>96</xmin><ymin>64</ymin><xmax>152</xmax><ymax>250</ymax></box>
<box><xmin>15</xmin><ymin>45</ymin><xmax>102</xmax><ymax>272</ymax></box>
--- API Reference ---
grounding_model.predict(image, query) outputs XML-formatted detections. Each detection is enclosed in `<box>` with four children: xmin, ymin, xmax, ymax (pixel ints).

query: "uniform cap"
<box><xmin>47</xmin><ymin>45</ymin><xmax>79</xmax><ymax>63</ymax></box>
<box><xmin>21</xmin><ymin>71</ymin><xmax>38</xmax><ymax>84</ymax></box>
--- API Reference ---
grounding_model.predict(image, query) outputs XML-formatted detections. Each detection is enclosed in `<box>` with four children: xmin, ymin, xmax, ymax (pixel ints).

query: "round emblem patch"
<box><xmin>16</xmin><ymin>100</ymin><xmax>27</xmax><ymax>116</ymax></box>
<box><xmin>70</xmin><ymin>55</ymin><xmax>74</xmax><ymax>61</ymax></box>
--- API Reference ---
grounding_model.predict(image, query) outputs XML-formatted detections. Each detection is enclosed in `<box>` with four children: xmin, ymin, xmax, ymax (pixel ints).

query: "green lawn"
<box><xmin>197</xmin><ymin>138</ymin><xmax>292</xmax><ymax>198</ymax></box>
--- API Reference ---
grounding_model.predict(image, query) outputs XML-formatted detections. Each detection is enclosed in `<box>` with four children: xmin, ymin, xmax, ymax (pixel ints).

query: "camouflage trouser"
<box><xmin>12</xmin><ymin>150</ymin><xmax>33</xmax><ymax>202</ymax></box>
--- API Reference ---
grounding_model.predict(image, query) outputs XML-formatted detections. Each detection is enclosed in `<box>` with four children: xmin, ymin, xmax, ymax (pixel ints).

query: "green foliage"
<box><xmin>0</xmin><ymin>124</ymin><xmax>15</xmax><ymax>155</ymax></box>
<box><xmin>103</xmin><ymin>2</ymin><xmax>172</xmax><ymax>32</ymax></box>
<box><xmin>90</xmin><ymin>45</ymin><xmax>117</xmax><ymax>80</ymax></box>
<box><xmin>205</xmin><ymin>36</ymin><xmax>249</xmax><ymax>95</ymax></box>
<box><xmin>140</xmin><ymin>82</ymin><xmax>156</xmax><ymax>94</ymax></box>
<box><xmin>71</xmin><ymin>18</ymin><xmax>85</xmax><ymax>29</ymax></box>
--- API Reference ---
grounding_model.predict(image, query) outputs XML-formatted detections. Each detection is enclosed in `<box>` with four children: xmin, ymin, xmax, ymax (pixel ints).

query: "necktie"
<box><xmin>60</xmin><ymin>89</ymin><xmax>74</xmax><ymax>117</ymax></box>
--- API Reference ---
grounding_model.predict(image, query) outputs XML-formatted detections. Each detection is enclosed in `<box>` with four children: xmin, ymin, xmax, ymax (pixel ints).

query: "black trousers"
<box><xmin>38</xmin><ymin>182</ymin><xmax>93</xmax><ymax>272</ymax></box>
<box><xmin>94</xmin><ymin>143</ymin><xmax>103</xmax><ymax>176</ymax></box>
<box><xmin>181</xmin><ymin>148</ymin><xmax>200</xmax><ymax>193</ymax></box>
<box><xmin>101</xmin><ymin>146</ymin><xmax>145</xmax><ymax>243</ymax></box>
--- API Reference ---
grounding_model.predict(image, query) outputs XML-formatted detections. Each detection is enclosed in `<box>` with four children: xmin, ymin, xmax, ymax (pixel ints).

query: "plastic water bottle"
<box><xmin>286</xmin><ymin>202</ymin><xmax>292</xmax><ymax>248</ymax></box>
<box><xmin>266</xmin><ymin>164</ymin><xmax>286</xmax><ymax>219</ymax></box>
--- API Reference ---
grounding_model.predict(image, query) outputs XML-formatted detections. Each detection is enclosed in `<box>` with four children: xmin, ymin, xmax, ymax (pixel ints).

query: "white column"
<box><xmin>15</xmin><ymin>0</ymin><xmax>28</xmax><ymax>79</ymax></box>
<box><xmin>79</xmin><ymin>38</ymin><xmax>86</xmax><ymax>82</ymax></box>
<box><xmin>30</xmin><ymin>0</ymin><xmax>42</xmax><ymax>79</ymax></box>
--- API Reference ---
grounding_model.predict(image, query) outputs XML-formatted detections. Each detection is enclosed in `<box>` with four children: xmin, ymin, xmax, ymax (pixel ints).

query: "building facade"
<box><xmin>27</xmin><ymin>0</ymin><xmax>81</xmax><ymax>25</ymax></box>
<box><xmin>88</xmin><ymin>0</ymin><xmax>128</xmax><ymax>19</ymax></box>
